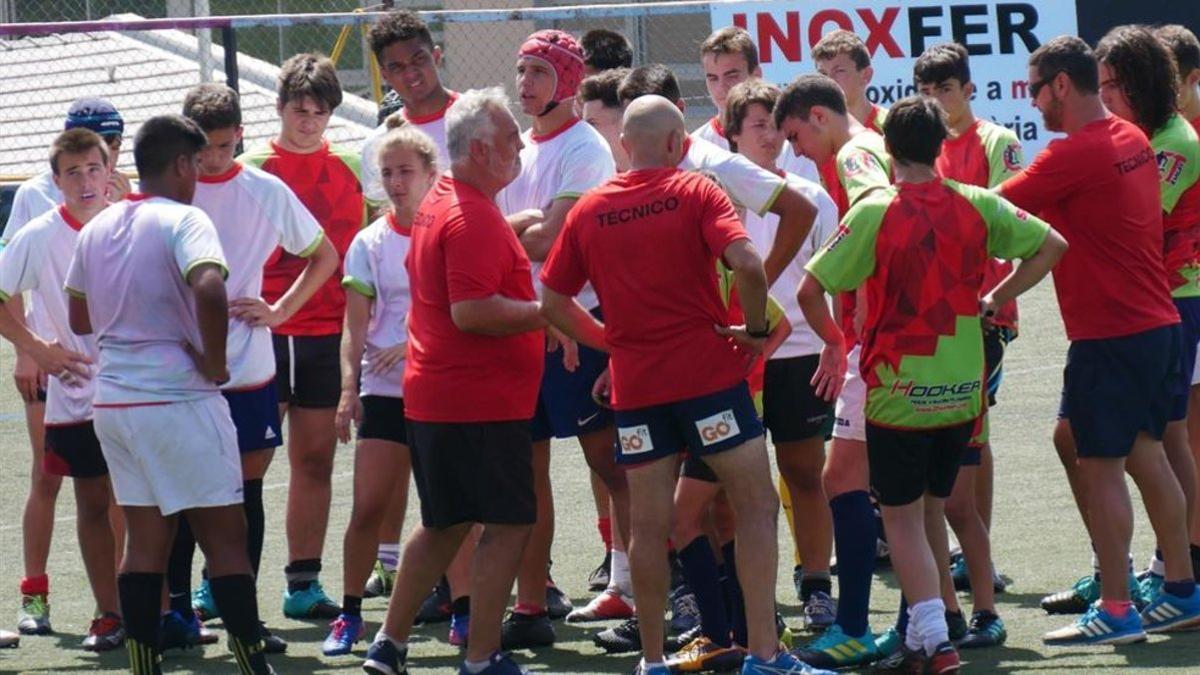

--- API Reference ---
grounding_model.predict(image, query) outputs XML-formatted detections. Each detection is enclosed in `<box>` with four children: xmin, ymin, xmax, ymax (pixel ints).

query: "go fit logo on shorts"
<box><xmin>618</xmin><ymin>424</ymin><xmax>654</xmax><ymax>455</ymax></box>
<box><xmin>695</xmin><ymin>409</ymin><xmax>740</xmax><ymax>447</ymax></box>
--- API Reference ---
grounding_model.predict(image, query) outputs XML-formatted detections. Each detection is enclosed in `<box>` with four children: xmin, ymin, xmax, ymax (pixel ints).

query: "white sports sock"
<box><xmin>910</xmin><ymin>598</ymin><xmax>949</xmax><ymax>655</ymax></box>
<box><xmin>639</xmin><ymin>658</ymin><xmax>666</xmax><ymax>673</ymax></box>
<box><xmin>903</xmin><ymin>609</ymin><xmax>923</xmax><ymax>653</ymax></box>
<box><xmin>1149</xmin><ymin>550</ymin><xmax>1166</xmax><ymax>577</ymax></box>
<box><xmin>463</xmin><ymin>658</ymin><xmax>491</xmax><ymax>674</ymax></box>
<box><xmin>608</xmin><ymin>550</ymin><xmax>633</xmax><ymax>597</ymax></box>
<box><xmin>377</xmin><ymin>544</ymin><xmax>400</xmax><ymax>572</ymax></box>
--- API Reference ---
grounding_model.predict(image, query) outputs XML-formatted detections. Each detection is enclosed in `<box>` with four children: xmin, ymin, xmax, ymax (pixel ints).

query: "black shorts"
<box><xmin>680</xmin><ymin>454</ymin><xmax>718</xmax><ymax>483</ymax></box>
<box><xmin>983</xmin><ymin>327</ymin><xmax>1010</xmax><ymax>407</ymax></box>
<box><xmin>359</xmin><ymin>396</ymin><xmax>408</xmax><ymax>444</ymax></box>
<box><xmin>407</xmin><ymin>420</ymin><xmax>536</xmax><ymax>529</ymax></box>
<box><xmin>763</xmin><ymin>355</ymin><xmax>834</xmax><ymax>443</ymax></box>
<box><xmin>866</xmin><ymin>421</ymin><xmax>973</xmax><ymax>507</ymax></box>
<box><xmin>43</xmin><ymin>421</ymin><xmax>108</xmax><ymax>479</ymax></box>
<box><xmin>273</xmin><ymin>334</ymin><xmax>341</xmax><ymax>408</ymax></box>
<box><xmin>1060</xmin><ymin>324</ymin><xmax>1179</xmax><ymax>458</ymax></box>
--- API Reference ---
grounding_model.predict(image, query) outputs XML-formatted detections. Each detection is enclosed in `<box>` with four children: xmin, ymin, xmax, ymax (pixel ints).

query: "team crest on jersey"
<box><xmin>1003</xmin><ymin>144</ymin><xmax>1022</xmax><ymax>172</ymax></box>
<box><xmin>826</xmin><ymin>223</ymin><xmax>852</xmax><ymax>251</ymax></box>
<box><xmin>1158</xmin><ymin>150</ymin><xmax>1188</xmax><ymax>186</ymax></box>
<box><xmin>842</xmin><ymin>151</ymin><xmax>869</xmax><ymax>177</ymax></box>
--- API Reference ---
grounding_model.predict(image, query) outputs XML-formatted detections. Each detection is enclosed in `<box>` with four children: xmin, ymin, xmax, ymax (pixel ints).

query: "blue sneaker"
<box><xmin>160</xmin><ymin>610</ymin><xmax>201</xmax><ymax>651</ymax></box>
<box><xmin>742</xmin><ymin>651</ymin><xmax>836</xmax><ymax>674</ymax></box>
<box><xmin>283</xmin><ymin>581</ymin><xmax>341</xmax><ymax>620</ymax></box>
<box><xmin>632</xmin><ymin>662</ymin><xmax>670</xmax><ymax>675</ymax></box>
<box><xmin>322</xmin><ymin>614</ymin><xmax>364</xmax><ymax>656</ymax></box>
<box><xmin>458</xmin><ymin>651</ymin><xmax>528</xmax><ymax>674</ymax></box>
<box><xmin>362</xmin><ymin>637</ymin><xmax>406</xmax><ymax>675</ymax></box>
<box><xmin>1044</xmin><ymin>603</ymin><xmax>1147</xmax><ymax>645</ymax></box>
<box><xmin>1141</xmin><ymin>586</ymin><xmax>1200</xmax><ymax>633</ymax></box>
<box><xmin>871</xmin><ymin>627</ymin><xmax>902</xmax><ymax>668</ymax></box>
<box><xmin>192</xmin><ymin>579</ymin><xmax>218</xmax><ymax>621</ymax></box>
<box><xmin>448</xmin><ymin>613</ymin><xmax>469</xmax><ymax>647</ymax></box>
<box><xmin>792</xmin><ymin>624</ymin><xmax>877</xmax><ymax>669</ymax></box>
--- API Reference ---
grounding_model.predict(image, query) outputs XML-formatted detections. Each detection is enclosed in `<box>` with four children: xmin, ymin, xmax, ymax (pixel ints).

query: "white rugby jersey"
<box><xmin>741</xmin><ymin>173</ymin><xmax>838</xmax><ymax>359</ymax></box>
<box><xmin>0</xmin><ymin>205</ymin><xmax>98</xmax><ymax>423</ymax></box>
<box><xmin>496</xmin><ymin>117</ymin><xmax>615</xmax><ymax>308</ymax></box>
<box><xmin>691</xmin><ymin>116</ymin><xmax>821</xmax><ymax>185</ymax></box>
<box><xmin>679</xmin><ymin>135</ymin><xmax>790</xmax><ymax>218</ymax></box>
<box><xmin>342</xmin><ymin>213</ymin><xmax>412</xmax><ymax>399</ymax></box>
<box><xmin>2</xmin><ymin>170</ymin><xmax>63</xmax><ymax>339</ymax></box>
<box><xmin>65</xmin><ymin>195</ymin><xmax>228</xmax><ymax>405</ymax></box>
<box><xmin>360</xmin><ymin>92</ymin><xmax>458</xmax><ymax>204</ymax></box>
<box><xmin>192</xmin><ymin>162</ymin><xmax>324</xmax><ymax>390</ymax></box>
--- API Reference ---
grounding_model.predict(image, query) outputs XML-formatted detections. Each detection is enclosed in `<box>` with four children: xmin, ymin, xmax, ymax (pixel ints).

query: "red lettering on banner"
<box><xmin>808</xmin><ymin>9</ymin><xmax>852</xmax><ymax>48</ymax></box>
<box><xmin>755</xmin><ymin>11</ymin><xmax>802</xmax><ymax>63</ymax></box>
<box><xmin>857</xmin><ymin>7</ymin><xmax>903</xmax><ymax>57</ymax></box>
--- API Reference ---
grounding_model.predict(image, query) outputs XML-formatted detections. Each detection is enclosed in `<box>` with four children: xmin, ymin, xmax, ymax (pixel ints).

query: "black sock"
<box><xmin>720</xmin><ymin>541</ymin><xmax>748</xmax><ymax>647</ymax></box>
<box><xmin>119</xmin><ymin>572</ymin><xmax>164</xmax><ymax>672</ymax></box>
<box><xmin>166</xmin><ymin>517</ymin><xmax>196</xmax><ymax>616</ymax></box>
<box><xmin>243</xmin><ymin>479</ymin><xmax>265</xmax><ymax>578</ymax></box>
<box><xmin>213</xmin><ymin>576</ymin><xmax>270</xmax><ymax>675</ymax></box>
<box><xmin>678</xmin><ymin>536</ymin><xmax>731</xmax><ymax>647</ymax></box>
<box><xmin>1163</xmin><ymin>579</ymin><xmax>1196</xmax><ymax>599</ymax></box>
<box><xmin>799</xmin><ymin>574</ymin><xmax>832</xmax><ymax>603</ymax></box>
<box><xmin>1190</xmin><ymin>544</ymin><xmax>1200</xmax><ymax>582</ymax></box>
<box><xmin>452</xmin><ymin>595</ymin><xmax>470</xmax><ymax>616</ymax></box>
<box><xmin>343</xmin><ymin>595</ymin><xmax>363</xmax><ymax>617</ymax></box>
<box><xmin>285</xmin><ymin>558</ymin><xmax>321</xmax><ymax>594</ymax></box>
<box><xmin>896</xmin><ymin>595</ymin><xmax>909</xmax><ymax>638</ymax></box>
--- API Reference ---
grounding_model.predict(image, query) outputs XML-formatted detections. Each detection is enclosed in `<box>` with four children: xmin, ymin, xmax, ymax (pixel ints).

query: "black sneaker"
<box><xmin>669</xmin><ymin>585</ymin><xmax>700</xmax><ymax>635</ymax></box>
<box><xmin>414</xmin><ymin>579</ymin><xmax>452</xmax><ymax>625</ymax></box>
<box><xmin>792</xmin><ymin>565</ymin><xmax>804</xmax><ymax>602</ymax></box>
<box><xmin>665</xmin><ymin>624</ymin><xmax>702</xmax><ymax>653</ymax></box>
<box><xmin>946</xmin><ymin>610</ymin><xmax>968</xmax><ymax>642</ymax></box>
<box><xmin>958</xmin><ymin>611</ymin><xmax>1006</xmax><ymax>649</ymax></box>
<box><xmin>594</xmin><ymin>617</ymin><xmax>642</xmax><ymax>653</ymax></box>
<box><xmin>546</xmin><ymin>584</ymin><xmax>573</xmax><ymax>621</ymax></box>
<box><xmin>500</xmin><ymin>611</ymin><xmax>555</xmax><ymax>650</ymax></box>
<box><xmin>588</xmin><ymin>551</ymin><xmax>612</xmax><ymax>592</ymax></box>
<box><xmin>260</xmin><ymin>622</ymin><xmax>287</xmax><ymax>654</ymax></box>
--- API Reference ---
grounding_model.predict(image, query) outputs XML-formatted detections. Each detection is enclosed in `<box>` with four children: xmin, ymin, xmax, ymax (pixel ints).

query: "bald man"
<box><xmin>540</xmin><ymin>97</ymin><xmax>830</xmax><ymax>675</ymax></box>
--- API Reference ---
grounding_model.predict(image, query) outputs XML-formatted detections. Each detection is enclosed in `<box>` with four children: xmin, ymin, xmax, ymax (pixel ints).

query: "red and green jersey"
<box><xmin>937</xmin><ymin>119</ymin><xmax>1026</xmax><ymax>331</ymax></box>
<box><xmin>805</xmin><ymin>179</ymin><xmax>1049</xmax><ymax>429</ymax></box>
<box><xmin>1151</xmin><ymin>114</ymin><xmax>1200</xmax><ymax>298</ymax></box>
<box><xmin>864</xmin><ymin>104</ymin><xmax>887</xmax><ymax>135</ymax></box>
<box><xmin>716</xmin><ymin>263</ymin><xmax>787</xmax><ymax>416</ymax></box>
<box><xmin>818</xmin><ymin>130</ymin><xmax>893</xmax><ymax>348</ymax></box>
<box><xmin>240</xmin><ymin>140</ymin><xmax>367</xmax><ymax>336</ymax></box>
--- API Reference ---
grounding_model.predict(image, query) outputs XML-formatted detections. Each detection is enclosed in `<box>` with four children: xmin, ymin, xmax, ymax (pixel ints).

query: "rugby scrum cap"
<box><xmin>65</xmin><ymin>98</ymin><xmax>124</xmax><ymax>137</ymax></box>
<box><xmin>518</xmin><ymin>29</ymin><xmax>585</xmax><ymax>112</ymax></box>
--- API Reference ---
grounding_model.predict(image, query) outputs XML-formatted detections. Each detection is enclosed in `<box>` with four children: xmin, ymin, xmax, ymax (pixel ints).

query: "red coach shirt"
<box><xmin>540</xmin><ymin>167</ymin><xmax>750</xmax><ymax>410</ymax></box>
<box><xmin>403</xmin><ymin>176</ymin><xmax>544</xmax><ymax>422</ymax></box>
<box><xmin>1000</xmin><ymin>116</ymin><xmax>1178</xmax><ymax>340</ymax></box>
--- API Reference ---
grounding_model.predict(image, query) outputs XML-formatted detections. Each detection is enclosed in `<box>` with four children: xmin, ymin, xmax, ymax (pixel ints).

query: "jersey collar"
<box><xmin>531</xmin><ymin>117</ymin><xmax>581</xmax><ymax>144</ymax></box>
<box><xmin>387</xmin><ymin>211</ymin><xmax>412</xmax><ymax>236</ymax></box>
<box><xmin>58</xmin><ymin>204</ymin><xmax>85</xmax><ymax>231</ymax></box>
<box><xmin>710</xmin><ymin>116</ymin><xmax>726</xmax><ymax>139</ymax></box>
<box><xmin>198</xmin><ymin>161</ymin><xmax>243</xmax><ymax>184</ymax></box>
<box><xmin>403</xmin><ymin>90</ymin><xmax>459</xmax><ymax>125</ymax></box>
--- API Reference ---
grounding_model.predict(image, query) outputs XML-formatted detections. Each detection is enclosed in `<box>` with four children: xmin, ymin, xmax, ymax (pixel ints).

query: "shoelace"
<box><xmin>806</xmin><ymin>594</ymin><xmax>835</xmax><ymax>615</ymax></box>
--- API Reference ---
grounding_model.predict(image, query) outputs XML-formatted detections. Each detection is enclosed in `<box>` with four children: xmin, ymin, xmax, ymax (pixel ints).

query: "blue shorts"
<box><xmin>613</xmin><ymin>382</ymin><xmax>764</xmax><ymax>465</ymax></box>
<box><xmin>1171</xmin><ymin>297</ymin><xmax>1200</xmax><ymax>421</ymax></box>
<box><xmin>1060</xmin><ymin>324</ymin><xmax>1180</xmax><ymax>459</ymax></box>
<box><xmin>531</xmin><ymin>322</ymin><xmax>613</xmax><ymax>442</ymax></box>
<box><xmin>223</xmin><ymin>381</ymin><xmax>283</xmax><ymax>454</ymax></box>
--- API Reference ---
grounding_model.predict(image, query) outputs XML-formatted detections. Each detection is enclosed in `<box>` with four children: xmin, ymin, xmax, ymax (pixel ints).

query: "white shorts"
<box><xmin>833</xmin><ymin>345</ymin><xmax>866</xmax><ymax>442</ymax></box>
<box><xmin>94</xmin><ymin>396</ymin><xmax>243</xmax><ymax>516</ymax></box>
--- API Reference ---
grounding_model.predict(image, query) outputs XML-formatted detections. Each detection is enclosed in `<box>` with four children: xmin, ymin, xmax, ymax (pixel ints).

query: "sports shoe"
<box><xmin>777</xmin><ymin>612</ymin><xmax>795</xmax><ymax>649</ymax></box>
<box><xmin>742</xmin><ymin>650</ymin><xmax>837</xmax><ymax>674</ymax></box>
<box><xmin>945</xmin><ymin>610</ymin><xmax>968</xmax><ymax>642</ymax></box>
<box><xmin>16</xmin><ymin>594</ymin><xmax>51</xmax><ymax>635</ymax></box>
<box><xmin>82</xmin><ymin>612</ymin><xmax>124</xmax><ymax>652</ymax></box>
<box><xmin>193</xmin><ymin>578</ymin><xmax>219</xmax><ymax>621</ymax></box>
<box><xmin>872</xmin><ymin>645</ymin><xmax>924</xmax><ymax>674</ymax></box>
<box><xmin>958</xmin><ymin>610</ymin><xmax>1006</xmax><ymax>649</ymax></box>
<box><xmin>500</xmin><ymin>611</ymin><xmax>555</xmax><ymax>650</ymax></box>
<box><xmin>1043</xmin><ymin>603</ymin><xmax>1147</xmax><ymax>645</ymax></box>
<box><xmin>594</xmin><ymin>617</ymin><xmax>642</xmax><ymax>653</ymax></box>
<box><xmin>259</xmin><ymin>622</ymin><xmax>287</xmax><ymax>654</ymax></box>
<box><xmin>1040</xmin><ymin>575</ymin><xmax>1100</xmax><ymax>615</ymax></box>
<box><xmin>415</xmin><ymin>581</ymin><xmax>452</xmax><ymax>624</ymax></box>
<box><xmin>665</xmin><ymin>635</ymin><xmax>746</xmax><ymax>673</ymax></box>
<box><xmin>457</xmin><ymin>650</ymin><xmax>529</xmax><ymax>674</ymax></box>
<box><xmin>160</xmin><ymin>610</ymin><xmax>205</xmax><ymax>650</ymax></box>
<box><xmin>802</xmin><ymin>591</ymin><xmax>836</xmax><ymax>630</ymax></box>
<box><xmin>634</xmin><ymin>661</ymin><xmax>671</xmax><ymax>675</ymax></box>
<box><xmin>871</xmin><ymin>628</ymin><xmax>901</xmax><ymax>670</ymax></box>
<box><xmin>567</xmin><ymin>589</ymin><xmax>634</xmax><ymax>623</ymax></box>
<box><xmin>793</xmin><ymin>565</ymin><xmax>804</xmax><ymax>602</ymax></box>
<box><xmin>1140</xmin><ymin>586</ymin><xmax>1200</xmax><ymax>633</ymax></box>
<box><xmin>449</xmin><ymin>613</ymin><xmax>469</xmax><ymax>647</ymax></box>
<box><xmin>666</xmin><ymin>624</ymin><xmax>702</xmax><ymax>653</ymax></box>
<box><xmin>1138</xmin><ymin>571</ymin><xmax>1164</xmax><ymax>603</ymax></box>
<box><xmin>545</xmin><ymin>583</ymin><xmax>573</xmax><ymax>620</ymax></box>
<box><xmin>792</xmin><ymin>624</ymin><xmax>877</xmax><ymax>669</ymax></box>
<box><xmin>0</xmin><ymin>629</ymin><xmax>17</xmax><ymax>648</ymax></box>
<box><xmin>927</xmin><ymin>641</ymin><xmax>960</xmax><ymax>674</ymax></box>
<box><xmin>589</xmin><ymin>551</ymin><xmax>612</xmax><ymax>592</ymax></box>
<box><xmin>362</xmin><ymin>637</ymin><xmax>407</xmax><ymax>675</ymax></box>
<box><xmin>670</xmin><ymin>585</ymin><xmax>701</xmax><ymax>634</ymax></box>
<box><xmin>950</xmin><ymin>554</ymin><xmax>970</xmax><ymax>592</ymax></box>
<box><xmin>283</xmin><ymin>581</ymin><xmax>341</xmax><ymax>620</ymax></box>
<box><xmin>364</xmin><ymin>561</ymin><xmax>396</xmax><ymax>599</ymax></box>
<box><xmin>323</xmin><ymin>614</ymin><xmax>365</xmax><ymax>656</ymax></box>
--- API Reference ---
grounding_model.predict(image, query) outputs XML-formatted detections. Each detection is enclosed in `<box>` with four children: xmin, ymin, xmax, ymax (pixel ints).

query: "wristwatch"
<box><xmin>747</xmin><ymin>325</ymin><xmax>770</xmax><ymax>339</ymax></box>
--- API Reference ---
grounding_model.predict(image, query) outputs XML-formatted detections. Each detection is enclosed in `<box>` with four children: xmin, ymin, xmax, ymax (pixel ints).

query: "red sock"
<box><xmin>1100</xmin><ymin>599</ymin><xmax>1133</xmax><ymax>618</ymax></box>
<box><xmin>513</xmin><ymin>602</ymin><xmax>545</xmax><ymax>616</ymax></box>
<box><xmin>597</xmin><ymin>517</ymin><xmax>613</xmax><ymax>551</ymax></box>
<box><xmin>20</xmin><ymin>574</ymin><xmax>49</xmax><ymax>596</ymax></box>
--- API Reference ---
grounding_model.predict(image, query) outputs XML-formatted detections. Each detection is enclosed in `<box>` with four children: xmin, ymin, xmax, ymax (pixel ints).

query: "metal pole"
<box><xmin>222</xmin><ymin>25</ymin><xmax>243</xmax><ymax>155</ymax></box>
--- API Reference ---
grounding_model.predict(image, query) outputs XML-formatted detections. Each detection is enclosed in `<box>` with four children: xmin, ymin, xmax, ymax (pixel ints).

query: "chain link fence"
<box><xmin>0</xmin><ymin>1</ymin><xmax>717</xmax><ymax>182</ymax></box>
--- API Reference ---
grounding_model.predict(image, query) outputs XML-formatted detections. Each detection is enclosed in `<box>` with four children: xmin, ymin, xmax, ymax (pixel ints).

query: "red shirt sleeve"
<box><xmin>998</xmin><ymin>137</ymin><xmax>1086</xmax><ymax>214</ymax></box>
<box><xmin>540</xmin><ymin>208</ymin><xmax>587</xmax><ymax>296</ymax></box>
<box><xmin>444</xmin><ymin>203</ymin><xmax>515</xmax><ymax>303</ymax></box>
<box><xmin>696</xmin><ymin>176</ymin><xmax>750</xmax><ymax>258</ymax></box>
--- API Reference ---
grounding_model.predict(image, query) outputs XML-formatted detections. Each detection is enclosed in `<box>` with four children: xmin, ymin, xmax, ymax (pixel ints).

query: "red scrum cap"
<box><xmin>518</xmin><ymin>29</ymin><xmax>585</xmax><ymax>110</ymax></box>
